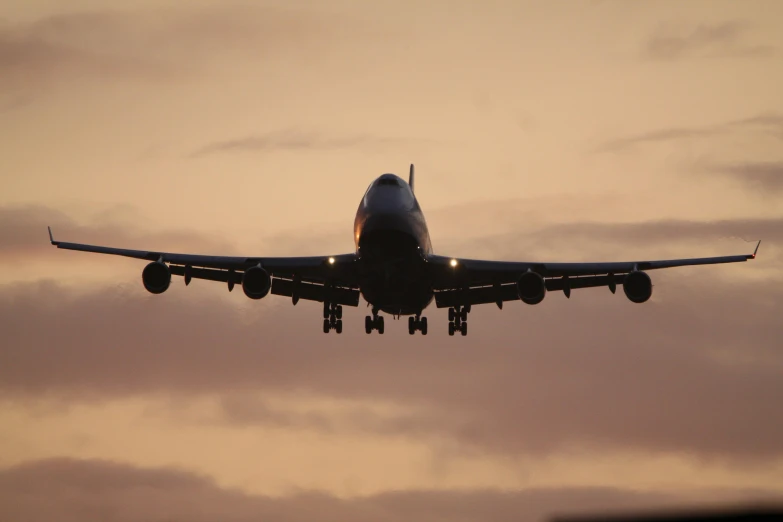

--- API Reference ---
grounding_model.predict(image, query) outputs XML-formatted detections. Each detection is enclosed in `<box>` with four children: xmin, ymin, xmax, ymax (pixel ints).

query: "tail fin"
<box><xmin>409</xmin><ymin>164</ymin><xmax>415</xmax><ymax>193</ymax></box>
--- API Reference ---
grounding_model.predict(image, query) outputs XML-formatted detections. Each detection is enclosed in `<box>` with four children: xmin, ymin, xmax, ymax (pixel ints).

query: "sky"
<box><xmin>1</xmin><ymin>0</ymin><xmax>783</xmax><ymax>520</ymax></box>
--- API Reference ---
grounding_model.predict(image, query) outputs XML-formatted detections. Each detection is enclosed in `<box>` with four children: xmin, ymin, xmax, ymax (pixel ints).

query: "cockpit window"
<box><xmin>377</xmin><ymin>178</ymin><xmax>402</xmax><ymax>187</ymax></box>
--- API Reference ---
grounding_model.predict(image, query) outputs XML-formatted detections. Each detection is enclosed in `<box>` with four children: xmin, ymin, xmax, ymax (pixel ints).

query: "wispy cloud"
<box><xmin>0</xmin><ymin>5</ymin><xmax>360</xmax><ymax>96</ymax></box>
<box><xmin>705</xmin><ymin>161</ymin><xmax>783</xmax><ymax>194</ymax></box>
<box><xmin>0</xmin><ymin>12</ymin><xmax>178</xmax><ymax>90</ymax></box>
<box><xmin>190</xmin><ymin>131</ymin><xmax>432</xmax><ymax>158</ymax></box>
<box><xmin>2</xmin><ymin>260</ymin><xmax>781</xmax><ymax>460</ymax></box>
<box><xmin>4</xmin><ymin>457</ymin><xmax>770</xmax><ymax>522</ymax></box>
<box><xmin>595</xmin><ymin>112</ymin><xmax>783</xmax><ymax>153</ymax></box>
<box><xmin>0</xmin><ymin>205</ymin><xmax>238</xmax><ymax>263</ymax></box>
<box><xmin>643</xmin><ymin>21</ymin><xmax>776</xmax><ymax>61</ymax></box>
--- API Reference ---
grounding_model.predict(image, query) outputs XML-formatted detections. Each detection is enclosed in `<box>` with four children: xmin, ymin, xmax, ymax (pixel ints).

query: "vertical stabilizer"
<box><xmin>409</xmin><ymin>164</ymin><xmax>415</xmax><ymax>193</ymax></box>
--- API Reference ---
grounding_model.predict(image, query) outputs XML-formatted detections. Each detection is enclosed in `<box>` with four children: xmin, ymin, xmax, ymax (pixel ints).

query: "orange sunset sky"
<box><xmin>1</xmin><ymin>0</ymin><xmax>783</xmax><ymax>520</ymax></box>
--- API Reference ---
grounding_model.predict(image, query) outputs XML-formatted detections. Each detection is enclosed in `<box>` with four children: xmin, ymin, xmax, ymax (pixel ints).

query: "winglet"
<box><xmin>48</xmin><ymin>226</ymin><xmax>58</xmax><ymax>245</ymax></box>
<box><xmin>409</xmin><ymin>164</ymin><xmax>415</xmax><ymax>194</ymax></box>
<box><xmin>751</xmin><ymin>240</ymin><xmax>761</xmax><ymax>259</ymax></box>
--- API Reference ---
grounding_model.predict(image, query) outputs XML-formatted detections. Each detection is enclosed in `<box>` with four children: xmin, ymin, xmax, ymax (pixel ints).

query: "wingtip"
<box><xmin>751</xmin><ymin>240</ymin><xmax>761</xmax><ymax>259</ymax></box>
<box><xmin>48</xmin><ymin>226</ymin><xmax>57</xmax><ymax>245</ymax></box>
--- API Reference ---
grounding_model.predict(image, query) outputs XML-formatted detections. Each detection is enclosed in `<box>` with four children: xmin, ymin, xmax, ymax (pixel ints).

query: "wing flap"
<box><xmin>433</xmin><ymin>273</ymin><xmax>629</xmax><ymax>308</ymax></box>
<box><xmin>546</xmin><ymin>273</ymin><xmax>626</xmax><ymax>292</ymax></box>
<box><xmin>271</xmin><ymin>278</ymin><xmax>360</xmax><ymax>307</ymax></box>
<box><xmin>169</xmin><ymin>265</ymin><xmax>242</xmax><ymax>284</ymax></box>
<box><xmin>167</xmin><ymin>266</ymin><xmax>360</xmax><ymax>306</ymax></box>
<box><xmin>434</xmin><ymin>284</ymin><xmax>518</xmax><ymax>308</ymax></box>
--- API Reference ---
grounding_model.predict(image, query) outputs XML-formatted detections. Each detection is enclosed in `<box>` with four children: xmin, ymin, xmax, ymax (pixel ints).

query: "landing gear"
<box><xmin>322</xmin><ymin>302</ymin><xmax>343</xmax><ymax>333</ymax></box>
<box><xmin>408</xmin><ymin>315</ymin><xmax>428</xmax><ymax>335</ymax></box>
<box><xmin>365</xmin><ymin>308</ymin><xmax>384</xmax><ymax>334</ymax></box>
<box><xmin>448</xmin><ymin>305</ymin><xmax>469</xmax><ymax>336</ymax></box>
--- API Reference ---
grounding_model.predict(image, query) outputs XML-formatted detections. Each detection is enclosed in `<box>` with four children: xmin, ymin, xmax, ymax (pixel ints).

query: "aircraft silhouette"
<box><xmin>49</xmin><ymin>165</ymin><xmax>760</xmax><ymax>336</ymax></box>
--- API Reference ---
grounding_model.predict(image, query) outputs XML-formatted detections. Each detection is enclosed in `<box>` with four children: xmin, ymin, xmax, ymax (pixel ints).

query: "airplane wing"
<box><xmin>48</xmin><ymin>227</ymin><xmax>361</xmax><ymax>306</ymax></box>
<box><xmin>426</xmin><ymin>242</ymin><xmax>760</xmax><ymax>309</ymax></box>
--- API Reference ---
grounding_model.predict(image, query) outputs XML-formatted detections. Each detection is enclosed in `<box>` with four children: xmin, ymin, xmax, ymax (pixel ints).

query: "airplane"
<box><xmin>48</xmin><ymin>164</ymin><xmax>761</xmax><ymax>336</ymax></box>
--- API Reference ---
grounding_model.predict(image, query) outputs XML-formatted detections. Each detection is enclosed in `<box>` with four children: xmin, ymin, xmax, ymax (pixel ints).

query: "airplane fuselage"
<box><xmin>354</xmin><ymin>173</ymin><xmax>434</xmax><ymax>315</ymax></box>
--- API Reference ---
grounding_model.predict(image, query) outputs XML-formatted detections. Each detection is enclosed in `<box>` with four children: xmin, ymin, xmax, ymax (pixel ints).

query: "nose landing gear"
<box><xmin>323</xmin><ymin>302</ymin><xmax>343</xmax><ymax>333</ymax></box>
<box><xmin>448</xmin><ymin>305</ymin><xmax>469</xmax><ymax>336</ymax></box>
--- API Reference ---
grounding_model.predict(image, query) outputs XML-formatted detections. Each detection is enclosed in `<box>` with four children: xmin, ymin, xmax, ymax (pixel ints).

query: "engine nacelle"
<box><xmin>142</xmin><ymin>261</ymin><xmax>171</xmax><ymax>294</ymax></box>
<box><xmin>517</xmin><ymin>271</ymin><xmax>546</xmax><ymax>305</ymax></box>
<box><xmin>242</xmin><ymin>265</ymin><xmax>271</xmax><ymax>299</ymax></box>
<box><xmin>623</xmin><ymin>271</ymin><xmax>652</xmax><ymax>303</ymax></box>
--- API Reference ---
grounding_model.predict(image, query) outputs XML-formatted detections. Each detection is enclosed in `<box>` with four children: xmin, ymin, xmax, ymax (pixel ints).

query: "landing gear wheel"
<box><xmin>408</xmin><ymin>317</ymin><xmax>415</xmax><ymax>335</ymax></box>
<box><xmin>421</xmin><ymin>317</ymin><xmax>428</xmax><ymax>335</ymax></box>
<box><xmin>377</xmin><ymin>316</ymin><xmax>385</xmax><ymax>334</ymax></box>
<box><xmin>365</xmin><ymin>316</ymin><xmax>373</xmax><ymax>334</ymax></box>
<box><xmin>336</xmin><ymin>305</ymin><xmax>343</xmax><ymax>319</ymax></box>
<box><xmin>447</xmin><ymin>306</ymin><xmax>470</xmax><ymax>337</ymax></box>
<box><xmin>335</xmin><ymin>320</ymin><xmax>343</xmax><ymax>334</ymax></box>
<box><xmin>323</xmin><ymin>319</ymin><xmax>330</xmax><ymax>333</ymax></box>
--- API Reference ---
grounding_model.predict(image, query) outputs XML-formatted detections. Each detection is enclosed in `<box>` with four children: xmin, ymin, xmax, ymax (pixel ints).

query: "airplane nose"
<box><xmin>365</xmin><ymin>187</ymin><xmax>413</xmax><ymax>213</ymax></box>
<box><xmin>360</xmin><ymin>187</ymin><xmax>417</xmax><ymax>237</ymax></box>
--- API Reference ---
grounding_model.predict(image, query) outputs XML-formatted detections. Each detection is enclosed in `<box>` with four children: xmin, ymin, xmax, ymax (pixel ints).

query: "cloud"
<box><xmin>435</xmin><ymin>215</ymin><xmax>778</xmax><ymax>265</ymax></box>
<box><xmin>642</xmin><ymin>21</ymin><xmax>776</xmax><ymax>61</ymax></box>
<box><xmin>595</xmin><ymin>112</ymin><xmax>783</xmax><ymax>153</ymax></box>
<box><xmin>0</xmin><ymin>12</ymin><xmax>178</xmax><ymax>90</ymax></box>
<box><xmin>190</xmin><ymin>131</ymin><xmax>430</xmax><ymax>158</ymax></box>
<box><xmin>705</xmin><ymin>161</ymin><xmax>783</xmax><ymax>194</ymax></box>
<box><xmin>0</xmin><ymin>205</ymin><xmax>238</xmax><ymax>264</ymax></box>
<box><xmin>3</xmin><ymin>457</ymin><xmax>776</xmax><ymax>522</ymax></box>
<box><xmin>594</xmin><ymin>127</ymin><xmax>722</xmax><ymax>154</ymax></box>
<box><xmin>537</xmin><ymin>218</ymin><xmax>776</xmax><ymax>247</ymax></box>
<box><xmin>0</xmin><ymin>5</ymin><xmax>358</xmax><ymax>95</ymax></box>
<box><xmin>727</xmin><ymin>113</ymin><xmax>783</xmax><ymax>139</ymax></box>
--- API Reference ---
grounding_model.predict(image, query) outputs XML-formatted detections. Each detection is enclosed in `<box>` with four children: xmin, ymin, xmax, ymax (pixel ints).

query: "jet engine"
<box><xmin>623</xmin><ymin>271</ymin><xmax>652</xmax><ymax>303</ymax></box>
<box><xmin>142</xmin><ymin>261</ymin><xmax>171</xmax><ymax>294</ymax></box>
<box><xmin>517</xmin><ymin>270</ymin><xmax>546</xmax><ymax>305</ymax></box>
<box><xmin>242</xmin><ymin>265</ymin><xmax>271</xmax><ymax>299</ymax></box>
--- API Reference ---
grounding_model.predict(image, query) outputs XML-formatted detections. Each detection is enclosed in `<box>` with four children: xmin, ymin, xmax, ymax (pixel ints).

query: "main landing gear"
<box><xmin>448</xmin><ymin>305</ymin><xmax>469</xmax><ymax>336</ymax></box>
<box><xmin>323</xmin><ymin>301</ymin><xmax>343</xmax><ymax>334</ymax></box>
<box><xmin>365</xmin><ymin>308</ymin><xmax>385</xmax><ymax>334</ymax></box>
<box><xmin>408</xmin><ymin>314</ymin><xmax>428</xmax><ymax>335</ymax></box>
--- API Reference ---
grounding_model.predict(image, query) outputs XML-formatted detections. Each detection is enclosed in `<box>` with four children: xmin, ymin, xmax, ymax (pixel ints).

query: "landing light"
<box><xmin>450</xmin><ymin>259</ymin><xmax>458</xmax><ymax>267</ymax></box>
<box><xmin>328</xmin><ymin>257</ymin><xmax>335</xmax><ymax>265</ymax></box>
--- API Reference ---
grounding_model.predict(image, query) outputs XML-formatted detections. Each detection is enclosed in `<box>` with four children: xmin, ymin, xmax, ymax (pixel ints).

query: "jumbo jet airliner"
<box><xmin>48</xmin><ymin>165</ymin><xmax>760</xmax><ymax>336</ymax></box>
